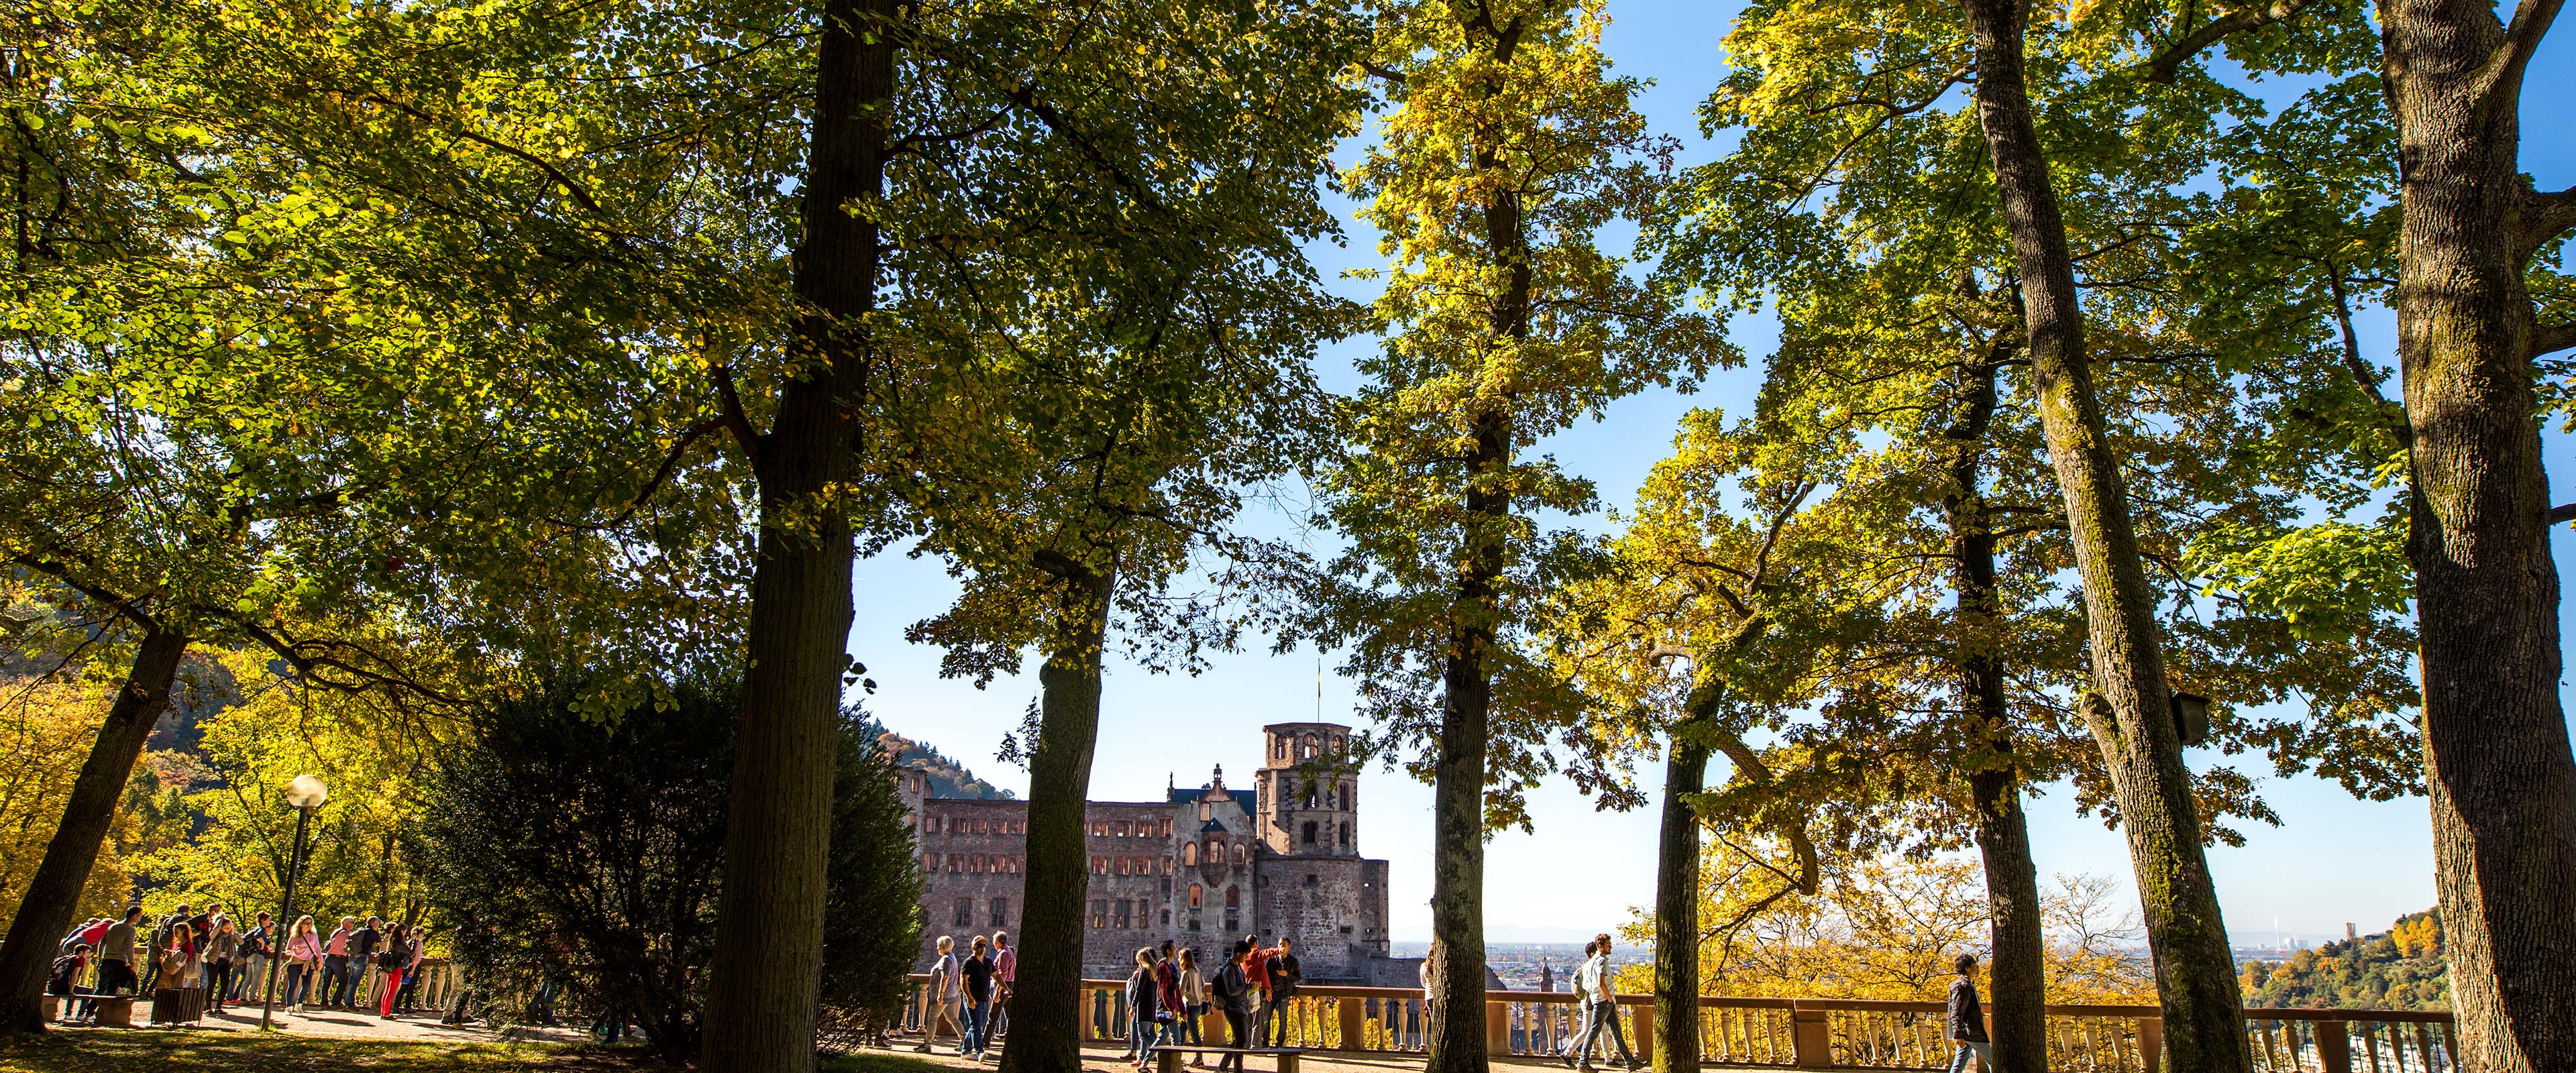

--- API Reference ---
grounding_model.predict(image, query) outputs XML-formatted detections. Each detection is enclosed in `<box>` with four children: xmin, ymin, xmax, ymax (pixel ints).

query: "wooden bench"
<box><xmin>1148</xmin><ymin>1046</ymin><xmax>1306</xmax><ymax>1073</ymax></box>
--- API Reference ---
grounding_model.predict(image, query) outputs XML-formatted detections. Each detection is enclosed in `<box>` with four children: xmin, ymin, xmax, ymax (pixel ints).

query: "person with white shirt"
<box><xmin>1564</xmin><ymin>932</ymin><xmax>1639</xmax><ymax>1072</ymax></box>
<box><xmin>914</xmin><ymin>936</ymin><xmax>965</xmax><ymax>1054</ymax></box>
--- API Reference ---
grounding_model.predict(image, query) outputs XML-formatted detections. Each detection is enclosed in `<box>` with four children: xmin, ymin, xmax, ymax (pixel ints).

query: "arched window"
<box><xmin>1232</xmin><ymin>844</ymin><xmax>1249</xmax><ymax>865</ymax></box>
<box><xmin>1274</xmin><ymin>737</ymin><xmax>1289</xmax><ymax>760</ymax></box>
<box><xmin>1226</xmin><ymin>885</ymin><xmax>1240</xmax><ymax>909</ymax></box>
<box><xmin>1182</xmin><ymin>843</ymin><xmax>1198</xmax><ymax>866</ymax></box>
<box><xmin>1300</xmin><ymin>734</ymin><xmax>1319</xmax><ymax>759</ymax></box>
<box><xmin>1189</xmin><ymin>883</ymin><xmax>1204</xmax><ymax>907</ymax></box>
<box><xmin>1199</xmin><ymin>801</ymin><xmax>1212</xmax><ymax>822</ymax></box>
<box><xmin>1304</xmin><ymin>783</ymin><xmax>1318</xmax><ymax>809</ymax></box>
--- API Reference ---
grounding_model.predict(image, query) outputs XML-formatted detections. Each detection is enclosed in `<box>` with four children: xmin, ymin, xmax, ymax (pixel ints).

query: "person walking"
<box><xmin>1175</xmin><ymin>948</ymin><xmax>1208</xmax><ymax>1066</ymax></box>
<box><xmin>917</xmin><ymin>936</ymin><xmax>965</xmax><ymax>1054</ymax></box>
<box><xmin>963</xmin><ymin>935</ymin><xmax>997</xmax><ymax>1059</ymax></box>
<box><xmin>1155</xmin><ymin>942</ymin><xmax>1185</xmax><ymax>1054</ymax></box>
<box><xmin>989</xmin><ymin>931</ymin><xmax>1015</xmax><ymax>1040</ymax></box>
<box><xmin>1265</xmin><ymin>937</ymin><xmax>1301</xmax><ymax>1046</ymax></box>
<box><xmin>1126</xmin><ymin>947</ymin><xmax>1165</xmax><ymax>1070</ymax></box>
<box><xmin>284</xmin><ymin>916</ymin><xmax>323</xmax><ymax>1009</ymax></box>
<box><xmin>1211</xmin><ymin>940</ymin><xmax>1254</xmax><ymax>1072</ymax></box>
<box><xmin>205</xmin><ymin>917</ymin><xmax>239</xmax><ymax>1014</ymax></box>
<box><xmin>1945</xmin><ymin>954</ymin><xmax>1994</xmax><ymax>1073</ymax></box>
<box><xmin>1567</xmin><ymin>933</ymin><xmax>1638</xmax><ymax>1071</ymax></box>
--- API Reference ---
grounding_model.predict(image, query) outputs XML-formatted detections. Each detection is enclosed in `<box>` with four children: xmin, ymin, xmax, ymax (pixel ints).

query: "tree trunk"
<box><xmin>0</xmin><ymin>627</ymin><xmax>187</xmax><ymax>1033</ymax></box>
<box><xmin>1953</xmin><ymin>2</ymin><xmax>2248</xmax><ymax>1068</ymax></box>
<box><xmin>1426</xmin><ymin>406</ymin><xmax>1506</xmax><ymax>1073</ymax></box>
<box><xmin>996</xmin><ymin>561</ymin><xmax>1118</xmax><ymax>1073</ymax></box>
<box><xmin>1652</xmin><ymin>712</ymin><xmax>1712</xmax><ymax>1073</ymax></box>
<box><xmin>696</xmin><ymin>0</ymin><xmax>892</xmax><ymax>1064</ymax></box>
<box><xmin>1943</xmin><ymin>355</ymin><xmax>2045</xmax><ymax>1073</ymax></box>
<box><xmin>2377</xmin><ymin>2</ymin><xmax>2576</xmax><ymax>1070</ymax></box>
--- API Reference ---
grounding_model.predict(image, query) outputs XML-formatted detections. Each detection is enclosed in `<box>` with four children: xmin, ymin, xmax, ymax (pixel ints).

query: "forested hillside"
<box><xmin>859</xmin><ymin>714</ymin><xmax>1012</xmax><ymax>800</ymax></box>
<box><xmin>2241</xmin><ymin>911</ymin><xmax>2449</xmax><ymax>1011</ymax></box>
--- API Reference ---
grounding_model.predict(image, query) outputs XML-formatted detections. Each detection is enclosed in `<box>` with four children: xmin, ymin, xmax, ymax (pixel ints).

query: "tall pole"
<box><xmin>258</xmin><ymin>807</ymin><xmax>314</xmax><ymax>1032</ymax></box>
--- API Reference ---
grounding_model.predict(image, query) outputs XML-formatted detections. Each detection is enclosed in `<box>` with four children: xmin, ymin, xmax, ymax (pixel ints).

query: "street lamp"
<box><xmin>259</xmin><ymin>775</ymin><xmax>328</xmax><ymax>1031</ymax></box>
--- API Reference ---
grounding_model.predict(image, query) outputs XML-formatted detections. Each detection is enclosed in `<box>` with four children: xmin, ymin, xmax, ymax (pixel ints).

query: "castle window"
<box><xmin>1163</xmin><ymin>909</ymin><xmax>1171</xmax><ymax>926</ymax></box>
<box><xmin>1092</xmin><ymin>900</ymin><xmax>1108</xmax><ymax>928</ymax></box>
<box><xmin>1233</xmin><ymin>844</ymin><xmax>1249</xmax><ymax>865</ymax></box>
<box><xmin>1301</xmin><ymin>734</ymin><xmax>1318</xmax><ymax>759</ymax></box>
<box><xmin>1199</xmin><ymin>801</ymin><xmax>1212</xmax><ymax>822</ymax></box>
<box><xmin>924</xmin><ymin>852</ymin><xmax>938</xmax><ymax>872</ymax></box>
<box><xmin>1182</xmin><ymin>843</ymin><xmax>1197</xmax><ymax>866</ymax></box>
<box><xmin>955</xmin><ymin>899</ymin><xmax>972</xmax><ymax>927</ymax></box>
<box><xmin>1118</xmin><ymin>857</ymin><xmax>1130</xmax><ymax>877</ymax></box>
<box><xmin>1161</xmin><ymin>819</ymin><xmax>1172</xmax><ymax>836</ymax></box>
<box><xmin>1340</xmin><ymin>822</ymin><xmax>1350</xmax><ymax>847</ymax></box>
<box><xmin>1305</xmin><ymin>783</ymin><xmax>1318</xmax><ymax>809</ymax></box>
<box><xmin>1189</xmin><ymin>883</ymin><xmax>1203</xmax><ymax>907</ymax></box>
<box><xmin>1093</xmin><ymin>821</ymin><xmax>1108</xmax><ymax>837</ymax></box>
<box><xmin>1304</xmin><ymin>874</ymin><xmax>1320</xmax><ymax>887</ymax></box>
<box><xmin>1226</xmin><ymin>911</ymin><xmax>1240</xmax><ymax>931</ymax></box>
<box><xmin>1115</xmin><ymin>900</ymin><xmax>1132</xmax><ymax>929</ymax></box>
<box><xmin>1162</xmin><ymin>856</ymin><xmax>1174</xmax><ymax>874</ymax></box>
<box><xmin>976</xmin><ymin>819</ymin><xmax>989</xmax><ymax>834</ymax></box>
<box><xmin>971</xmin><ymin>855</ymin><xmax>985</xmax><ymax>873</ymax></box>
<box><xmin>1302</xmin><ymin>821</ymin><xmax>1318</xmax><ymax>845</ymax></box>
<box><xmin>948</xmin><ymin>854</ymin><xmax>961</xmax><ymax>871</ymax></box>
<box><xmin>1093</xmin><ymin>856</ymin><xmax>1108</xmax><ymax>875</ymax></box>
<box><xmin>991</xmin><ymin>898</ymin><xmax>1009</xmax><ymax>926</ymax></box>
<box><xmin>1226</xmin><ymin>886</ymin><xmax>1240</xmax><ymax>909</ymax></box>
<box><xmin>1274</xmin><ymin>737</ymin><xmax>1288</xmax><ymax>760</ymax></box>
<box><xmin>1116</xmin><ymin>820</ymin><xmax>1132</xmax><ymax>837</ymax></box>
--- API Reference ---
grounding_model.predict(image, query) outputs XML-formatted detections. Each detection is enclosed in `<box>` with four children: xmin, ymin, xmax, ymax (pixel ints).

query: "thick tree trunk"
<box><xmin>1426</xmin><ymin>407</ymin><xmax>1506</xmax><ymax>1073</ymax></box>
<box><xmin>0</xmin><ymin>627</ymin><xmax>187</xmax><ymax>1033</ymax></box>
<box><xmin>2377</xmin><ymin>2</ymin><xmax>2576</xmax><ymax>1070</ymax></box>
<box><xmin>1943</xmin><ymin>357</ymin><xmax>2045</xmax><ymax>1073</ymax></box>
<box><xmin>1953</xmin><ymin>3</ymin><xmax>2248</xmax><ymax>1069</ymax></box>
<box><xmin>696</xmin><ymin>0</ymin><xmax>892</xmax><ymax>1065</ymax></box>
<box><xmin>996</xmin><ymin>561</ymin><xmax>1117</xmax><ymax>1073</ymax></box>
<box><xmin>1652</xmin><ymin>714</ymin><xmax>1711</xmax><ymax>1073</ymax></box>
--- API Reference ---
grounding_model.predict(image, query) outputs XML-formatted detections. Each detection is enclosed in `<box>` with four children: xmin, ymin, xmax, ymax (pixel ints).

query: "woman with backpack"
<box><xmin>1211</xmin><ymin>940</ymin><xmax>1253</xmax><ymax>1072</ymax></box>
<box><xmin>205</xmin><ymin>917</ymin><xmax>239</xmax><ymax>1013</ymax></box>
<box><xmin>375</xmin><ymin>925</ymin><xmax>414</xmax><ymax>1017</ymax></box>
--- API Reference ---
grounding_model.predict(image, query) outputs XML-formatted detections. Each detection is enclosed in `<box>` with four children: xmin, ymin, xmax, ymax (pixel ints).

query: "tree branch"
<box><xmin>714</xmin><ymin>364</ymin><xmax>765</xmax><ymax>468</ymax></box>
<box><xmin>2518</xmin><ymin>183</ymin><xmax>2576</xmax><ymax>262</ymax></box>
<box><xmin>2483</xmin><ymin>0</ymin><xmax>2567</xmax><ymax>109</ymax></box>
<box><xmin>2534</xmin><ymin>321</ymin><xmax>2576</xmax><ymax>361</ymax></box>
<box><xmin>10</xmin><ymin>554</ymin><xmax>162</xmax><ymax>632</ymax></box>
<box><xmin>2143</xmin><ymin>0</ymin><xmax>2316</xmax><ymax>83</ymax></box>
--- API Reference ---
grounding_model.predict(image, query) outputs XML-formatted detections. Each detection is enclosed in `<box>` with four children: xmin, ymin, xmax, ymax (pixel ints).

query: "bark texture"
<box><xmin>1953</xmin><ymin>1</ymin><xmax>2249</xmax><ymax>1068</ymax></box>
<box><xmin>1652</xmin><ymin>708</ymin><xmax>1713</xmax><ymax>1073</ymax></box>
<box><xmin>996</xmin><ymin>562</ymin><xmax>1117</xmax><ymax>1073</ymax></box>
<box><xmin>1941</xmin><ymin>358</ymin><xmax>2045</xmax><ymax>1073</ymax></box>
<box><xmin>2377</xmin><ymin>0</ymin><xmax>2576</xmax><ymax>1068</ymax></box>
<box><xmin>0</xmin><ymin>627</ymin><xmax>187</xmax><ymax>1033</ymax></box>
<box><xmin>696</xmin><ymin>0</ymin><xmax>892</xmax><ymax>1064</ymax></box>
<box><xmin>1426</xmin><ymin>406</ymin><xmax>1505</xmax><ymax>1073</ymax></box>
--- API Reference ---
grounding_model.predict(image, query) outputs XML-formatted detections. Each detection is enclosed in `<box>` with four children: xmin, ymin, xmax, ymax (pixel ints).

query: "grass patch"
<box><xmin>0</xmin><ymin>1030</ymin><xmax>643</xmax><ymax>1072</ymax></box>
<box><xmin>820</xmin><ymin>1052</ymin><xmax>967</xmax><ymax>1073</ymax></box>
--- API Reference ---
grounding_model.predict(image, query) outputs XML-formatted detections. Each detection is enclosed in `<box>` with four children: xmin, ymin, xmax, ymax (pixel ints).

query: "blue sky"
<box><xmin>855</xmin><ymin>4</ymin><xmax>2576</xmax><ymax>944</ymax></box>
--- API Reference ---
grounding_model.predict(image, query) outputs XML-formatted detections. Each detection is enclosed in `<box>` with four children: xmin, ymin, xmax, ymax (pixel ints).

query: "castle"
<box><xmin>897</xmin><ymin>721</ymin><xmax>1415</xmax><ymax>984</ymax></box>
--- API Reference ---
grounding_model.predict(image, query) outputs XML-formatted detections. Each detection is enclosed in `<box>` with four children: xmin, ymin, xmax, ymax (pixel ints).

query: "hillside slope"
<box><xmin>2241</xmin><ymin>909</ymin><xmax>2449</xmax><ymax>1011</ymax></box>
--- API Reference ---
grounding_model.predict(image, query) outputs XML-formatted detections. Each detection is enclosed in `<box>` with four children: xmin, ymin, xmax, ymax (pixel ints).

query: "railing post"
<box><xmin>1634</xmin><ymin>1001</ymin><xmax>1656</xmax><ymax>1066</ymax></box>
<box><xmin>1790</xmin><ymin>1002</ymin><xmax>1831</xmax><ymax>1069</ymax></box>
<box><xmin>1487</xmin><ymin>998</ymin><xmax>1511</xmax><ymax>1053</ymax></box>
<box><xmin>2139</xmin><ymin>1017</ymin><xmax>2162</xmax><ymax>1073</ymax></box>
<box><xmin>1339</xmin><ymin>997</ymin><xmax>1363</xmax><ymax>1051</ymax></box>
<box><xmin>2318</xmin><ymin>1021</ymin><xmax>2353</xmax><ymax>1073</ymax></box>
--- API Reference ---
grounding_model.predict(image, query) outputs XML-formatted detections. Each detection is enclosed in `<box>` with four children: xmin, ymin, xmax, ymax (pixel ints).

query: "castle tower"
<box><xmin>1254</xmin><ymin>722</ymin><xmax>1358</xmax><ymax>856</ymax></box>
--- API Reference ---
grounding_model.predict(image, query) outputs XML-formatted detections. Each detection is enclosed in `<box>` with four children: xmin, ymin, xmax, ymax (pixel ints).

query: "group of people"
<box><xmin>918</xmin><ymin>931</ymin><xmax>1016</xmax><ymax>1059</ymax></box>
<box><xmin>1119</xmin><ymin>934</ymin><xmax>1303</xmax><ymax>1072</ymax></box>
<box><xmin>44</xmin><ymin>901</ymin><xmax>437</xmax><ymax>1024</ymax></box>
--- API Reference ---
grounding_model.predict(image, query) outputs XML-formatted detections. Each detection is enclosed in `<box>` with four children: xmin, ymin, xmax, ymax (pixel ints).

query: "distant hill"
<box><xmin>2240</xmin><ymin>909</ymin><xmax>2448</xmax><ymax>1011</ymax></box>
<box><xmin>858</xmin><ymin>714</ymin><xmax>1014</xmax><ymax>799</ymax></box>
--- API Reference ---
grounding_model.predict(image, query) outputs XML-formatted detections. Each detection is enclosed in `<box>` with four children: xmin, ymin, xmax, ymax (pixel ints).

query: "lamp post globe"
<box><xmin>284</xmin><ymin>774</ymin><xmax>329</xmax><ymax>809</ymax></box>
<box><xmin>260</xmin><ymin>774</ymin><xmax>329</xmax><ymax>1029</ymax></box>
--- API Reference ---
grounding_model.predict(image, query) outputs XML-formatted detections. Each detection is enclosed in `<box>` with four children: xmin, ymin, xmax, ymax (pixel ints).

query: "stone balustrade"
<box><xmin>903</xmin><ymin>976</ymin><xmax>2458</xmax><ymax>1073</ymax></box>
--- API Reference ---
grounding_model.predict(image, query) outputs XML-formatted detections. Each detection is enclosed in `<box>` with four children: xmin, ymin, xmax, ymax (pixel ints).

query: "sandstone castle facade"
<box><xmin>898</xmin><ymin>721</ymin><xmax>1411</xmax><ymax>983</ymax></box>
